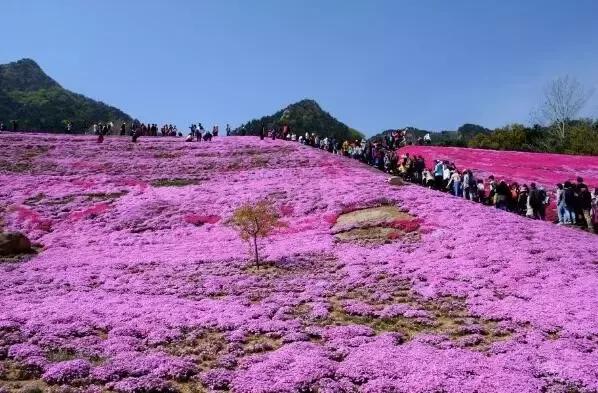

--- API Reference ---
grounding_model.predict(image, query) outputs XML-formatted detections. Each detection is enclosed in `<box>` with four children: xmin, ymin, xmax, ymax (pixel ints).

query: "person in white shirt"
<box><xmin>443</xmin><ymin>165</ymin><xmax>451</xmax><ymax>189</ymax></box>
<box><xmin>422</xmin><ymin>169</ymin><xmax>434</xmax><ymax>188</ymax></box>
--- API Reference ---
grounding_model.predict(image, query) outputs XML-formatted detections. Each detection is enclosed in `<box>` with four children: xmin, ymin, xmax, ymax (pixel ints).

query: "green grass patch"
<box><xmin>243</xmin><ymin>333</ymin><xmax>283</xmax><ymax>355</ymax></box>
<box><xmin>163</xmin><ymin>330</ymin><xmax>227</xmax><ymax>369</ymax></box>
<box><xmin>151</xmin><ymin>178</ymin><xmax>198</xmax><ymax>187</ymax></box>
<box><xmin>85</xmin><ymin>191</ymin><xmax>128</xmax><ymax>201</ymax></box>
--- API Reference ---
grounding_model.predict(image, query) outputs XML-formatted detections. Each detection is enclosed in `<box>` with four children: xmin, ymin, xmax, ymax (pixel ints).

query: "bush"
<box><xmin>42</xmin><ymin>359</ymin><xmax>91</xmax><ymax>384</ymax></box>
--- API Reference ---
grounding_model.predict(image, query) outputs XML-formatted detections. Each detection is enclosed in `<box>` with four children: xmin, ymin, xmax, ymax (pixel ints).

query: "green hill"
<box><xmin>0</xmin><ymin>58</ymin><xmax>132</xmax><ymax>132</ymax></box>
<box><xmin>234</xmin><ymin>99</ymin><xmax>363</xmax><ymax>141</ymax></box>
<box><xmin>370</xmin><ymin>124</ymin><xmax>491</xmax><ymax>147</ymax></box>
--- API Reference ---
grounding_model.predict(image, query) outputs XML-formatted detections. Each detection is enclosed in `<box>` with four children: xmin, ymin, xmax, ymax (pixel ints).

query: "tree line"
<box><xmin>466</xmin><ymin>120</ymin><xmax>598</xmax><ymax>155</ymax></box>
<box><xmin>391</xmin><ymin>76</ymin><xmax>597</xmax><ymax>155</ymax></box>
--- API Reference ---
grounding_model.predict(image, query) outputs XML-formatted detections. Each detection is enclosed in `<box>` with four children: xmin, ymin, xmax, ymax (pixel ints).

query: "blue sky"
<box><xmin>3</xmin><ymin>0</ymin><xmax>598</xmax><ymax>135</ymax></box>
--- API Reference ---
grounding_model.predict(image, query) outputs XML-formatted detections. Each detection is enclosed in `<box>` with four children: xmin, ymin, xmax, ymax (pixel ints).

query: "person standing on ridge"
<box><xmin>226</xmin><ymin>124</ymin><xmax>231</xmax><ymax>136</ymax></box>
<box><xmin>562</xmin><ymin>181</ymin><xmax>577</xmax><ymax>224</ymax></box>
<box><xmin>97</xmin><ymin>126</ymin><xmax>105</xmax><ymax>143</ymax></box>
<box><xmin>132</xmin><ymin>126</ymin><xmax>141</xmax><ymax>143</ymax></box>
<box><xmin>578</xmin><ymin>183</ymin><xmax>593</xmax><ymax>232</ymax></box>
<box><xmin>537</xmin><ymin>186</ymin><xmax>548</xmax><ymax>220</ymax></box>
<box><xmin>574</xmin><ymin>177</ymin><xmax>587</xmax><ymax>226</ymax></box>
<box><xmin>433</xmin><ymin>160</ymin><xmax>443</xmax><ymax>190</ymax></box>
<box><xmin>196</xmin><ymin>124</ymin><xmax>203</xmax><ymax>142</ymax></box>
<box><xmin>527</xmin><ymin>183</ymin><xmax>544</xmax><ymax>219</ymax></box>
<box><xmin>423</xmin><ymin>133</ymin><xmax>431</xmax><ymax>145</ymax></box>
<box><xmin>591</xmin><ymin>188</ymin><xmax>598</xmax><ymax>231</ymax></box>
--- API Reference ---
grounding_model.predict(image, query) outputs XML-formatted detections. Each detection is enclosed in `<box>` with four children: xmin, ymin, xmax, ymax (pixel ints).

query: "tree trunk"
<box><xmin>253</xmin><ymin>236</ymin><xmax>259</xmax><ymax>268</ymax></box>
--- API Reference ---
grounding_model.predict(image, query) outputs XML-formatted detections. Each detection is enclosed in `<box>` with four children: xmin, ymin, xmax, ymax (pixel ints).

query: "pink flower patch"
<box><xmin>69</xmin><ymin>203</ymin><xmax>110</xmax><ymax>220</ymax></box>
<box><xmin>275</xmin><ymin>216</ymin><xmax>322</xmax><ymax>235</ymax></box>
<box><xmin>386</xmin><ymin>230</ymin><xmax>402</xmax><ymax>240</ymax></box>
<box><xmin>71</xmin><ymin>178</ymin><xmax>97</xmax><ymax>189</ymax></box>
<box><xmin>117</xmin><ymin>178</ymin><xmax>149</xmax><ymax>190</ymax></box>
<box><xmin>184</xmin><ymin>214</ymin><xmax>220</xmax><ymax>226</ymax></box>
<box><xmin>391</xmin><ymin>218</ymin><xmax>421</xmax><ymax>233</ymax></box>
<box><xmin>15</xmin><ymin>206</ymin><xmax>41</xmax><ymax>222</ymax></box>
<box><xmin>13</xmin><ymin>206</ymin><xmax>53</xmax><ymax>232</ymax></box>
<box><xmin>322</xmin><ymin>213</ymin><xmax>339</xmax><ymax>225</ymax></box>
<box><xmin>280</xmin><ymin>203</ymin><xmax>294</xmax><ymax>216</ymax></box>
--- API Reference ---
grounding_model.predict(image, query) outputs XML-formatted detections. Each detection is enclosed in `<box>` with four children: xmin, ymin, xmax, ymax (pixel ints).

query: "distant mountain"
<box><xmin>0</xmin><ymin>58</ymin><xmax>132</xmax><ymax>132</ymax></box>
<box><xmin>234</xmin><ymin>99</ymin><xmax>363</xmax><ymax>141</ymax></box>
<box><xmin>370</xmin><ymin>127</ymin><xmax>430</xmax><ymax>141</ymax></box>
<box><xmin>456</xmin><ymin>123</ymin><xmax>491</xmax><ymax>141</ymax></box>
<box><xmin>370</xmin><ymin>123</ymin><xmax>491</xmax><ymax>147</ymax></box>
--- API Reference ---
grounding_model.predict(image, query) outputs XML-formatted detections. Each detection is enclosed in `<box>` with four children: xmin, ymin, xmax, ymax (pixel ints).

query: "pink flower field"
<box><xmin>399</xmin><ymin>145</ymin><xmax>598</xmax><ymax>189</ymax></box>
<box><xmin>1</xmin><ymin>133</ymin><xmax>597</xmax><ymax>393</ymax></box>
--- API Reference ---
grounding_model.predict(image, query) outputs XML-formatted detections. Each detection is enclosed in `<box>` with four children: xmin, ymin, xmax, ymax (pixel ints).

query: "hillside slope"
<box><xmin>0</xmin><ymin>133</ymin><xmax>597</xmax><ymax>392</ymax></box>
<box><xmin>235</xmin><ymin>99</ymin><xmax>363</xmax><ymax>141</ymax></box>
<box><xmin>399</xmin><ymin>145</ymin><xmax>598</xmax><ymax>187</ymax></box>
<box><xmin>0</xmin><ymin>58</ymin><xmax>132</xmax><ymax>132</ymax></box>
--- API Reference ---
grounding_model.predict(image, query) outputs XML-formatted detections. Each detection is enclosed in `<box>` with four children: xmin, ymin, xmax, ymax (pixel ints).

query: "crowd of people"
<box><xmin>251</xmin><ymin>126</ymin><xmax>431</xmax><ymax>148</ymax></box>
<box><xmin>105</xmin><ymin>122</ymin><xmax>233</xmax><ymax>143</ymax></box>
<box><xmin>183</xmin><ymin>123</ymin><xmax>232</xmax><ymax>142</ymax></box>
<box><xmin>86</xmin><ymin>121</ymin><xmax>231</xmax><ymax>143</ymax></box>
<box><xmin>92</xmin><ymin>122</ymin><xmax>185</xmax><ymax>142</ymax></box>
<box><xmin>259</xmin><ymin>127</ymin><xmax>597</xmax><ymax>233</ymax></box>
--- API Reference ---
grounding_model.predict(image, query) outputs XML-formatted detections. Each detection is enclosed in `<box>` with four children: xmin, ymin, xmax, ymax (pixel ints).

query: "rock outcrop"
<box><xmin>0</xmin><ymin>232</ymin><xmax>32</xmax><ymax>256</ymax></box>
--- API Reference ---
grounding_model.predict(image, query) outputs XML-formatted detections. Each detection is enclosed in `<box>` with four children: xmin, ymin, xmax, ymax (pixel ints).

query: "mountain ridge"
<box><xmin>0</xmin><ymin>58</ymin><xmax>132</xmax><ymax>132</ymax></box>
<box><xmin>234</xmin><ymin>99</ymin><xmax>363</xmax><ymax>141</ymax></box>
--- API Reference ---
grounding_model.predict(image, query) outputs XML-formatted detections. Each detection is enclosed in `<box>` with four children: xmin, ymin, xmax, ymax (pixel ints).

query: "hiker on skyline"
<box><xmin>132</xmin><ymin>126</ymin><xmax>141</xmax><ymax>143</ymax></box>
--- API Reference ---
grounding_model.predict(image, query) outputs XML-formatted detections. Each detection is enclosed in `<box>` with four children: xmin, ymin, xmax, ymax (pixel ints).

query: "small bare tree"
<box><xmin>538</xmin><ymin>76</ymin><xmax>594</xmax><ymax>141</ymax></box>
<box><xmin>231</xmin><ymin>200</ymin><xmax>283</xmax><ymax>267</ymax></box>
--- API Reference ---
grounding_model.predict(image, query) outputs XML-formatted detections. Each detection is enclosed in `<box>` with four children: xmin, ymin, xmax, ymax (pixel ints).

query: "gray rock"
<box><xmin>0</xmin><ymin>232</ymin><xmax>32</xmax><ymax>256</ymax></box>
<box><xmin>388</xmin><ymin>176</ymin><xmax>404</xmax><ymax>186</ymax></box>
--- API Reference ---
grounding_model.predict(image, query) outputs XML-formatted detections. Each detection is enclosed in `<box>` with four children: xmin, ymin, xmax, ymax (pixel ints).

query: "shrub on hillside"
<box><xmin>231</xmin><ymin>200</ymin><xmax>284</xmax><ymax>267</ymax></box>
